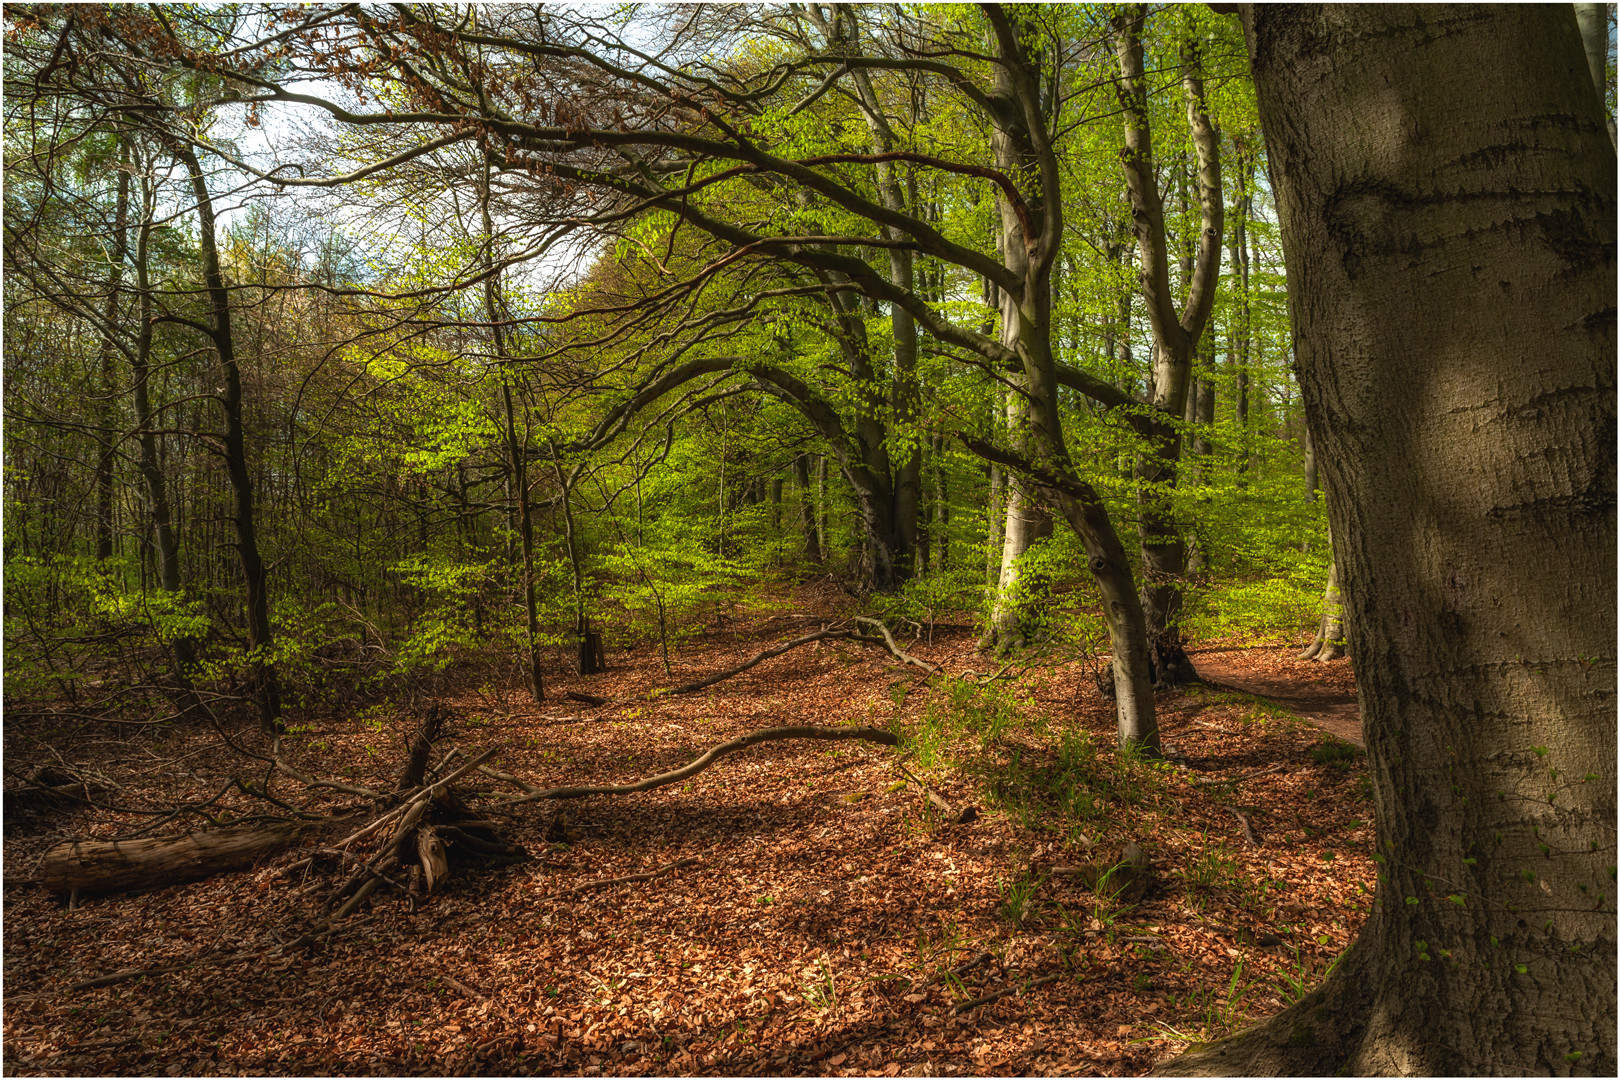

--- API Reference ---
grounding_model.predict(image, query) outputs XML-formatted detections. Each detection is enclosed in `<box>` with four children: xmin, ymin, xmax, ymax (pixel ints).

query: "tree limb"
<box><xmin>491</xmin><ymin>726</ymin><xmax>898</xmax><ymax>807</ymax></box>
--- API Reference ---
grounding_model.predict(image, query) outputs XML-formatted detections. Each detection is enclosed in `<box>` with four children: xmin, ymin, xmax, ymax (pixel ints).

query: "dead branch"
<box><xmin>566</xmin><ymin>850</ymin><xmax>707</xmax><ymax>893</ymax></box>
<box><xmin>566</xmin><ymin>691</ymin><xmax>608</xmax><ymax>706</ymax></box>
<box><xmin>1228</xmin><ymin>805</ymin><xmax>1262</xmax><ymax>845</ymax></box>
<box><xmin>951</xmin><ymin>971</ymin><xmax>1063</xmax><ymax>1014</ymax></box>
<box><xmin>272</xmin><ymin>736</ymin><xmax>383</xmax><ymax>800</ymax></box>
<box><xmin>668</xmin><ymin>628</ymin><xmax>865</xmax><ymax>694</ymax></box>
<box><xmin>894</xmin><ymin>759</ymin><xmax>954</xmax><ymax>815</ymax></box>
<box><xmin>925</xmin><ymin>949</ymin><xmax>994</xmax><ymax>989</ymax></box>
<box><xmin>1192</xmin><ymin>763</ymin><xmax>1287</xmax><ymax>786</ymax></box>
<box><xmin>854</xmin><ymin>616</ymin><xmax>939</xmax><ymax>674</ymax></box>
<box><xmin>399</xmin><ymin>704</ymin><xmax>447</xmax><ymax>790</ymax></box>
<box><xmin>477</xmin><ymin>764</ymin><xmax>544</xmax><ymax>795</ymax></box>
<box><xmin>65</xmin><ymin>915</ymin><xmax>376</xmax><ymax>995</ymax></box>
<box><xmin>37</xmin><ymin>819</ymin><xmax>347</xmax><ymax>893</ymax></box>
<box><xmin>491</xmin><ymin>725</ymin><xmax>898</xmax><ymax>807</ymax></box>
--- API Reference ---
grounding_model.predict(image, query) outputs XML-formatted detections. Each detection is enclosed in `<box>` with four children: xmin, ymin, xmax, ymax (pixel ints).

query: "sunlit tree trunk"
<box><xmin>1164</xmin><ymin>5</ymin><xmax>1615</xmax><ymax>1072</ymax></box>
<box><xmin>1114</xmin><ymin>8</ymin><xmax>1224</xmax><ymax>688</ymax></box>
<box><xmin>1575</xmin><ymin>3</ymin><xmax>1617</xmax><ymax>147</ymax></box>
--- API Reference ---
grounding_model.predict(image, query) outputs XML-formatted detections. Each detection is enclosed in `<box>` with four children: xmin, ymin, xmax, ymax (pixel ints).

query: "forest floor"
<box><xmin>3</xmin><ymin>581</ymin><xmax>1375</xmax><ymax>1077</ymax></box>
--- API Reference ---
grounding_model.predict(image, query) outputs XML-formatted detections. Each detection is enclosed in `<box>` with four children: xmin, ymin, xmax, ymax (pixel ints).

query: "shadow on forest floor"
<box><xmin>3</xmin><ymin>586</ymin><xmax>1374</xmax><ymax>1077</ymax></box>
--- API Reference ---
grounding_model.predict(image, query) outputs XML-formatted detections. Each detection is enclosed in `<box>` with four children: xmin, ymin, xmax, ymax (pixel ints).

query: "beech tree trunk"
<box><xmin>1163</xmin><ymin>6</ymin><xmax>1616</xmax><ymax>1074</ymax></box>
<box><xmin>984</xmin><ymin>389</ymin><xmax>1053</xmax><ymax>651</ymax></box>
<box><xmin>1114</xmin><ymin>10</ymin><xmax>1224</xmax><ymax>688</ymax></box>
<box><xmin>482</xmin><ymin>160</ymin><xmax>545</xmax><ymax>702</ymax></box>
<box><xmin>1297</xmin><ymin>550</ymin><xmax>1346</xmax><ymax>662</ymax></box>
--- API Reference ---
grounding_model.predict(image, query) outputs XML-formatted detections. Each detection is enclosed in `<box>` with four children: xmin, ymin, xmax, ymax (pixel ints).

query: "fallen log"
<box><xmin>37</xmin><ymin>820</ymin><xmax>335</xmax><ymax>893</ymax></box>
<box><xmin>494</xmin><ymin>725</ymin><xmax>899</xmax><ymax>807</ymax></box>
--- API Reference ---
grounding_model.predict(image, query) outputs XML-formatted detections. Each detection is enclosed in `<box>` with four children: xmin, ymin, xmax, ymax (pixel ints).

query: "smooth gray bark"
<box><xmin>1162</xmin><ymin>6</ymin><xmax>1616</xmax><ymax>1073</ymax></box>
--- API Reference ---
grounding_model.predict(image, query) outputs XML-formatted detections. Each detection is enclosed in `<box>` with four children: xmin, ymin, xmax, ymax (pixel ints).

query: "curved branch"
<box><xmin>492</xmin><ymin>725</ymin><xmax>899</xmax><ymax>806</ymax></box>
<box><xmin>668</xmin><ymin>629</ymin><xmax>866</xmax><ymax>694</ymax></box>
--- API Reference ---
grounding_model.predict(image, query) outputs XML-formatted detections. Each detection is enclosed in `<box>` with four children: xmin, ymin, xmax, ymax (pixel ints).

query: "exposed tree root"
<box><xmin>493</xmin><ymin>725</ymin><xmax>899</xmax><ymax>807</ymax></box>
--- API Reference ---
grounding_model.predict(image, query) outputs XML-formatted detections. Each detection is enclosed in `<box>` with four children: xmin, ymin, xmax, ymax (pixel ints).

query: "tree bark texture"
<box><xmin>1574</xmin><ymin>3</ymin><xmax>1617</xmax><ymax>147</ymax></box>
<box><xmin>985</xmin><ymin>388</ymin><xmax>1053</xmax><ymax>652</ymax></box>
<box><xmin>1297</xmin><ymin>552</ymin><xmax>1346</xmax><ymax>662</ymax></box>
<box><xmin>38</xmin><ymin>823</ymin><xmax>321</xmax><ymax>893</ymax></box>
<box><xmin>1163</xmin><ymin>6</ymin><xmax>1616</xmax><ymax>1074</ymax></box>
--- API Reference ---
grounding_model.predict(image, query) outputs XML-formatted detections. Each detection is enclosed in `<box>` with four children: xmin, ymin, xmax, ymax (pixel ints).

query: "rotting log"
<box><xmin>38</xmin><ymin>821</ymin><xmax>330</xmax><ymax>893</ymax></box>
<box><xmin>494</xmin><ymin>725</ymin><xmax>900</xmax><ymax>807</ymax></box>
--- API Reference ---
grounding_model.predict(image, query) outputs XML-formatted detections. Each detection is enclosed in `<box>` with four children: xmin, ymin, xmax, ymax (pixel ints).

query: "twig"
<box><xmin>1228</xmin><ymin>805</ymin><xmax>1262</xmax><ymax>845</ymax></box>
<box><xmin>925</xmin><ymin>950</ymin><xmax>993</xmax><ymax>988</ymax></box>
<box><xmin>1191</xmin><ymin>763</ymin><xmax>1287</xmax><ymax>786</ymax></box>
<box><xmin>478</xmin><ymin>764</ymin><xmax>543</xmax><ymax>795</ymax></box>
<box><xmin>441</xmin><ymin>975</ymin><xmax>486</xmax><ymax>1001</ymax></box>
<box><xmin>490</xmin><ymin>726</ymin><xmax>897</xmax><ymax>807</ymax></box>
<box><xmin>566</xmin><ymin>851</ymin><xmax>706</xmax><ymax>893</ymax></box>
<box><xmin>894</xmin><ymin>759</ymin><xmax>953</xmax><ymax>815</ymax></box>
<box><xmin>65</xmin><ymin>916</ymin><xmax>375</xmax><ymax>994</ymax></box>
<box><xmin>951</xmin><ymin>971</ymin><xmax>1063</xmax><ymax>1014</ymax></box>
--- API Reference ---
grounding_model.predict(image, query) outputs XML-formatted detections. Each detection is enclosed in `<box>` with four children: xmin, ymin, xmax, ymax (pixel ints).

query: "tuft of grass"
<box><xmin>998</xmin><ymin>865</ymin><xmax>1048</xmax><ymax>928</ymax></box>
<box><xmin>1310</xmin><ymin>738</ymin><xmax>1363</xmax><ymax>767</ymax></box>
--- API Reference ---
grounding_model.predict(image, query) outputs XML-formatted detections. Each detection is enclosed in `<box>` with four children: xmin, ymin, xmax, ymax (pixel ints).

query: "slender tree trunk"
<box><xmin>1164</xmin><ymin>6</ymin><xmax>1616</xmax><ymax>1073</ymax></box>
<box><xmin>793</xmin><ymin>454</ymin><xmax>821</xmax><ymax>563</ymax></box>
<box><xmin>817</xmin><ymin>5</ymin><xmax>921</xmax><ymax>587</ymax></box>
<box><xmin>984</xmin><ymin>463</ymin><xmax>1004</xmax><ymax>588</ymax></box>
<box><xmin>131</xmin><ymin>166</ymin><xmax>196</xmax><ymax>678</ymax></box>
<box><xmin>1302</xmin><ymin>425</ymin><xmax>1319</xmax><ymax>499</ymax></box>
<box><xmin>481</xmin><ymin>161</ymin><xmax>544</xmax><ymax>701</ymax></box>
<box><xmin>984</xmin><ymin>389</ymin><xmax>1052</xmax><ymax>652</ymax></box>
<box><xmin>94</xmin><ymin>147</ymin><xmax>130</xmax><ymax>564</ymax></box>
<box><xmin>930</xmin><ymin>432</ymin><xmax>949</xmax><ymax>573</ymax></box>
<box><xmin>1115</xmin><ymin>10</ymin><xmax>1224</xmax><ymax>687</ymax></box>
<box><xmin>816</xmin><ymin>455</ymin><xmax>828</xmax><ymax>559</ymax></box>
<box><xmin>980</xmin><ymin>6</ymin><xmax>1159</xmax><ymax>748</ymax></box>
<box><xmin>176</xmin><ymin>144</ymin><xmax>280</xmax><ymax>733</ymax></box>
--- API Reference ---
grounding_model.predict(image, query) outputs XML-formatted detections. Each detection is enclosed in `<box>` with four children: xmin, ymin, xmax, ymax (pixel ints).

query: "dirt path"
<box><xmin>1189</xmin><ymin>647</ymin><xmax>1364</xmax><ymax>748</ymax></box>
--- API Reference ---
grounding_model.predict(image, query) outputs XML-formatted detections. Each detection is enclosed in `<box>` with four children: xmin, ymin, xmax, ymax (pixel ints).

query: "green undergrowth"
<box><xmin>890</xmin><ymin>671</ymin><xmax>1366</xmax><ymax>1044</ymax></box>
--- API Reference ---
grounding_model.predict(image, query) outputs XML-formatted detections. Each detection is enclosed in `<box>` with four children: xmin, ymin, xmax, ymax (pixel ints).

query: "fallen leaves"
<box><xmin>3</xmin><ymin>585</ymin><xmax>1376</xmax><ymax>1076</ymax></box>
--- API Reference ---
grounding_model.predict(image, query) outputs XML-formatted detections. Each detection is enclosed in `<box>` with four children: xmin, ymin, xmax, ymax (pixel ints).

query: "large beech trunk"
<box><xmin>1163</xmin><ymin>6</ymin><xmax>1616</xmax><ymax>1074</ymax></box>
